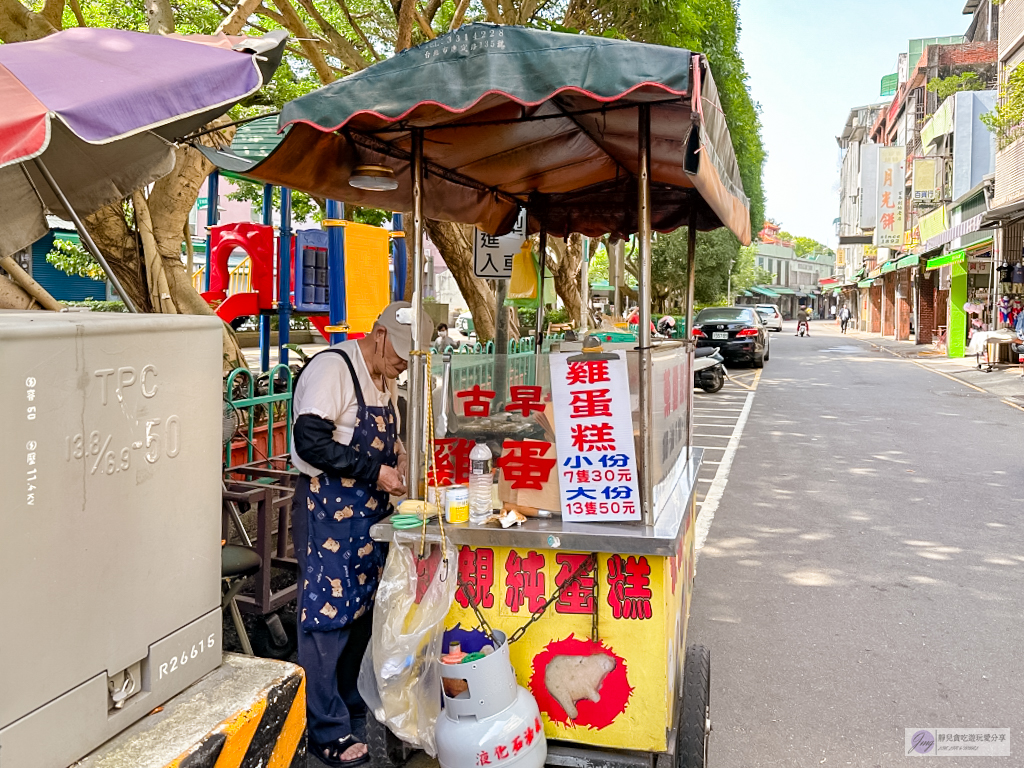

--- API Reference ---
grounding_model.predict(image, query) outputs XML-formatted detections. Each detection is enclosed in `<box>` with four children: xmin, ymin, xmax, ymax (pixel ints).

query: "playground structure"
<box><xmin>194</xmin><ymin>171</ymin><xmax>407</xmax><ymax>371</ymax></box>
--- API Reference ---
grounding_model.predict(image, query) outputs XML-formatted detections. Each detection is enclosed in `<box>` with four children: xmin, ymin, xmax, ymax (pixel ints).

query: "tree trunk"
<box><xmin>144</xmin><ymin>0</ymin><xmax>175</xmax><ymax>34</ymax></box>
<box><xmin>0</xmin><ymin>274</ymin><xmax>37</xmax><ymax>309</ymax></box>
<box><xmin>549</xmin><ymin>234</ymin><xmax>583</xmax><ymax>326</ymax></box>
<box><xmin>425</xmin><ymin>220</ymin><xmax>496</xmax><ymax>341</ymax></box>
<box><xmin>0</xmin><ymin>0</ymin><xmax>57</xmax><ymax>41</ymax></box>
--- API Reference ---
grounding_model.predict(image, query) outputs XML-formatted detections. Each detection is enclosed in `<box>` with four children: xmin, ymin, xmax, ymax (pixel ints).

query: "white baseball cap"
<box><xmin>374</xmin><ymin>301</ymin><xmax>432</xmax><ymax>361</ymax></box>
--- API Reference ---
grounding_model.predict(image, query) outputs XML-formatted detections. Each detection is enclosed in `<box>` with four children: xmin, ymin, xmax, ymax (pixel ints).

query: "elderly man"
<box><xmin>290</xmin><ymin>301</ymin><xmax>429</xmax><ymax>767</ymax></box>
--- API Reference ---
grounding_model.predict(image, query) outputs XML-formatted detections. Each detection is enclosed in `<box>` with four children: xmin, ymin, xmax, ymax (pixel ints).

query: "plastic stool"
<box><xmin>222</xmin><ymin>544</ymin><xmax>262</xmax><ymax>655</ymax></box>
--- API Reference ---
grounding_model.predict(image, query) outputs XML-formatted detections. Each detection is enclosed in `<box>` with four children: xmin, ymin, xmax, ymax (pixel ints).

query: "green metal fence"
<box><xmin>224</xmin><ymin>364</ymin><xmax>293</xmax><ymax>468</ymax></box>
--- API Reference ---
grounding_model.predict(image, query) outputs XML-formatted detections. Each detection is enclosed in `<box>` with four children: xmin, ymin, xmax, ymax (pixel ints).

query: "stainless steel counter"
<box><xmin>371</xmin><ymin>448</ymin><xmax>703</xmax><ymax>556</ymax></box>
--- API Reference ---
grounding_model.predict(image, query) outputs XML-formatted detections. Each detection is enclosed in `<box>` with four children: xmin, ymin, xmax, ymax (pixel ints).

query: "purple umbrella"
<box><xmin>0</xmin><ymin>27</ymin><xmax>286</xmax><ymax>310</ymax></box>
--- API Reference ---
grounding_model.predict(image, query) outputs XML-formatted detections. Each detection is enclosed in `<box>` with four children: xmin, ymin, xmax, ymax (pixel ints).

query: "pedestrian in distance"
<box><xmin>290</xmin><ymin>301</ymin><xmax>430</xmax><ymax>768</ymax></box>
<box><xmin>434</xmin><ymin>322</ymin><xmax>460</xmax><ymax>352</ymax></box>
<box><xmin>839</xmin><ymin>305</ymin><xmax>851</xmax><ymax>334</ymax></box>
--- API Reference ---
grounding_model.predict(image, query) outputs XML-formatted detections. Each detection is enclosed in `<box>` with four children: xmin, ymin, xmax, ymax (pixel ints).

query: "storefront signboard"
<box><xmin>876</xmin><ymin>146</ymin><xmax>906</xmax><ymax>247</ymax></box>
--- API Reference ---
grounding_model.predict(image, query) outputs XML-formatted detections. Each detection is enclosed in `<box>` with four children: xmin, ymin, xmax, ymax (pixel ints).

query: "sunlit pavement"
<box><xmin>687</xmin><ymin>323</ymin><xmax>1024</xmax><ymax>767</ymax></box>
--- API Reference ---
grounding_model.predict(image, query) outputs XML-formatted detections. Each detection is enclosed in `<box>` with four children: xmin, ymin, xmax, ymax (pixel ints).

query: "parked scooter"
<box><xmin>694</xmin><ymin>346</ymin><xmax>727</xmax><ymax>393</ymax></box>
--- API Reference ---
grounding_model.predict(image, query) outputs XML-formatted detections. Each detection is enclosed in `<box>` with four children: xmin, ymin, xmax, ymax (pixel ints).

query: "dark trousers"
<box><xmin>294</xmin><ymin>502</ymin><xmax>372</xmax><ymax>745</ymax></box>
<box><xmin>840</xmin><ymin>318</ymin><xmax>849</xmax><ymax>333</ymax></box>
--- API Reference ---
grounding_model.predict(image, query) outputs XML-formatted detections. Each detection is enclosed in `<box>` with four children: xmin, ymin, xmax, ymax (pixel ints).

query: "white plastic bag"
<box><xmin>359</xmin><ymin>531</ymin><xmax>456</xmax><ymax>756</ymax></box>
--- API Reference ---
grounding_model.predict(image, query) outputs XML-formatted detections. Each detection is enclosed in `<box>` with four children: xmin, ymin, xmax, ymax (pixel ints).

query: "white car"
<box><xmin>754</xmin><ymin>304</ymin><xmax>783</xmax><ymax>332</ymax></box>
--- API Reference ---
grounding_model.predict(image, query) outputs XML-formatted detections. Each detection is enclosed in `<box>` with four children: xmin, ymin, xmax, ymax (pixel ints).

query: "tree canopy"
<box><xmin>8</xmin><ymin>0</ymin><xmax>765</xmax><ymax>343</ymax></box>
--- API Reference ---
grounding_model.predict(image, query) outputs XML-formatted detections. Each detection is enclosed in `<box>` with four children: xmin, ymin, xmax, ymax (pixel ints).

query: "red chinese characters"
<box><xmin>569</xmin><ymin>388</ymin><xmax>612</xmax><ymax>419</ymax></box>
<box><xmin>880</xmin><ymin>212</ymin><xmax>896</xmax><ymax>231</ymax></box>
<box><xmin>570</xmin><ymin>422</ymin><xmax>616</xmax><ymax>452</ymax></box>
<box><xmin>475</xmin><ymin>719</ymin><xmax>543</xmax><ymax>765</ymax></box>
<box><xmin>456</xmin><ymin>546</ymin><xmax>495</xmax><ymax>609</ymax></box>
<box><xmin>505</xmin><ymin>385</ymin><xmax>544</xmax><ymax>417</ymax></box>
<box><xmin>456</xmin><ymin>385</ymin><xmax>496</xmax><ymax>417</ymax></box>
<box><xmin>553</xmin><ymin>553</ymin><xmax>595</xmax><ymax>614</ymax></box>
<box><xmin>566</xmin><ymin>359</ymin><xmax>610</xmax><ymax>385</ymax></box>
<box><xmin>505</xmin><ymin>550</ymin><xmax>546</xmax><ymax>613</ymax></box>
<box><xmin>432</xmin><ymin>438</ymin><xmax>472</xmax><ymax>486</ymax></box>
<box><xmin>606</xmin><ymin>554</ymin><xmax>653</xmax><ymax>620</ymax></box>
<box><xmin>496</xmin><ymin>440</ymin><xmax>556</xmax><ymax>490</ymax></box>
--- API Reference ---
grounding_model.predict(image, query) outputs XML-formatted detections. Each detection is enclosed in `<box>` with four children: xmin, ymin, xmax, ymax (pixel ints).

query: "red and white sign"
<box><xmin>550</xmin><ymin>351</ymin><xmax>640</xmax><ymax>521</ymax></box>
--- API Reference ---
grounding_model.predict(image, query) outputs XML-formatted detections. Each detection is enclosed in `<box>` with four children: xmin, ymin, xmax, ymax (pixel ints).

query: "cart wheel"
<box><xmin>678</xmin><ymin>644</ymin><xmax>711</xmax><ymax>768</ymax></box>
<box><xmin>367</xmin><ymin>708</ymin><xmax>412</xmax><ymax>768</ymax></box>
<box><xmin>251</xmin><ymin>612</ymin><xmax>297</xmax><ymax>660</ymax></box>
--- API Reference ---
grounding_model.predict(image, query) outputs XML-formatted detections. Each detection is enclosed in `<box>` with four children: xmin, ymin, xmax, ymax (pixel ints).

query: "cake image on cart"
<box><xmin>224</xmin><ymin>22</ymin><xmax>750</xmax><ymax>768</ymax></box>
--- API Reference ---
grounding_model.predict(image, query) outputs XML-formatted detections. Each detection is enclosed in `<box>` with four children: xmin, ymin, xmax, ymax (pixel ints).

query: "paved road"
<box><xmin>688</xmin><ymin>322</ymin><xmax>1024</xmax><ymax>767</ymax></box>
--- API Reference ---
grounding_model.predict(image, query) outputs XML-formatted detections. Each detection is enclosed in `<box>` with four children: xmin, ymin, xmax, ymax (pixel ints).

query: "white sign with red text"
<box><xmin>550</xmin><ymin>351</ymin><xmax>640</xmax><ymax>521</ymax></box>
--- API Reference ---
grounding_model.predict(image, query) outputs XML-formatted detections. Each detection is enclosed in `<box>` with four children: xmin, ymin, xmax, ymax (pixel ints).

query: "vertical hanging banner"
<box><xmin>473</xmin><ymin>209</ymin><xmax>527</xmax><ymax>278</ymax></box>
<box><xmin>550</xmin><ymin>351</ymin><xmax>640</xmax><ymax>521</ymax></box>
<box><xmin>876</xmin><ymin>146</ymin><xmax>905</xmax><ymax>247</ymax></box>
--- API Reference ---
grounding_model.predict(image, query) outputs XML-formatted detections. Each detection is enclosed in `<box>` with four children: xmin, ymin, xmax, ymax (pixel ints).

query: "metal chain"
<box><xmin>457</xmin><ymin>553</ymin><xmax>597</xmax><ymax>645</ymax></box>
<box><xmin>457</xmin><ymin>579</ymin><xmax>498</xmax><ymax>644</ymax></box>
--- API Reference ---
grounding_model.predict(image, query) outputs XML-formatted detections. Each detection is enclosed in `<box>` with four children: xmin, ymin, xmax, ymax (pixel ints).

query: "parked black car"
<box><xmin>692</xmin><ymin>306</ymin><xmax>769</xmax><ymax>367</ymax></box>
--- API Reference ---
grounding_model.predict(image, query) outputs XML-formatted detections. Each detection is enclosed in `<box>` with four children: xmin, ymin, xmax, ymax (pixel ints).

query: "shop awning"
<box><xmin>750</xmin><ymin>286</ymin><xmax>780</xmax><ymax>297</ymax></box>
<box><xmin>203</xmin><ymin>23</ymin><xmax>752</xmax><ymax>242</ymax></box>
<box><xmin>922</xmin><ymin>212</ymin><xmax>984</xmax><ymax>252</ymax></box>
<box><xmin>895</xmin><ymin>254</ymin><xmax>919</xmax><ymax>270</ymax></box>
<box><xmin>925</xmin><ymin>248</ymin><xmax>966</xmax><ymax>270</ymax></box>
<box><xmin>857</xmin><ymin>279</ymin><xmax>876</xmax><ymax>288</ymax></box>
<box><xmin>881</xmin><ymin>260</ymin><xmax>897</xmax><ymax>273</ymax></box>
<box><xmin>794</xmin><ymin>290</ymin><xmax>809</xmax><ymax>297</ymax></box>
<box><xmin>740</xmin><ymin>289</ymin><xmax>752</xmax><ymax>297</ymax></box>
<box><xmin>773</xmin><ymin>287</ymin><xmax>796</xmax><ymax>295</ymax></box>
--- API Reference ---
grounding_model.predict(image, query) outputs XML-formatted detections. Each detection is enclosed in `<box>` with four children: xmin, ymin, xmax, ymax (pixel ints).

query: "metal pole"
<box><xmin>535</xmin><ymin>229</ymin><xmax>547</xmax><ymax>352</ymax></box>
<box><xmin>579</xmin><ymin>237</ymin><xmax>589</xmax><ymax>333</ymax></box>
<box><xmin>327</xmin><ymin>199</ymin><xmax>347</xmax><ymax>345</ymax></box>
<box><xmin>278</xmin><ymin>188</ymin><xmax>293</xmax><ymax>368</ymax></box>
<box><xmin>685</xmin><ymin>204</ymin><xmax>697</xmax><ymax>449</ymax></box>
<box><xmin>204</xmin><ymin>170</ymin><xmax>220</xmax><ymax>292</ymax></box>
<box><xmin>392</xmin><ymin>213</ymin><xmax>407</xmax><ymax>302</ymax></box>
<box><xmin>407</xmin><ymin>128</ymin><xmax>425</xmax><ymax>499</ymax></box>
<box><xmin>260</xmin><ymin>184</ymin><xmax>273</xmax><ymax>372</ymax></box>
<box><xmin>33</xmin><ymin>158</ymin><xmax>139</xmax><ymax>313</ymax></box>
<box><xmin>636</xmin><ymin>104</ymin><xmax>655</xmax><ymax>527</ymax></box>
<box><xmin>493</xmin><ymin>277</ymin><xmax>509</xmax><ymax>407</ymax></box>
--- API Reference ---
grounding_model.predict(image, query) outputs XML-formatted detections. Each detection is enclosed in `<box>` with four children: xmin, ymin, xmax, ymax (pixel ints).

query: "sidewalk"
<box><xmin>818</xmin><ymin>322</ymin><xmax>1024</xmax><ymax>405</ymax></box>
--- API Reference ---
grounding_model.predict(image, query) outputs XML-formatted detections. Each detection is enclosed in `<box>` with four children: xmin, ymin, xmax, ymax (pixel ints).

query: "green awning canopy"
<box><xmin>201</xmin><ymin>23</ymin><xmax>752</xmax><ymax>243</ymax></box>
<box><xmin>895</xmin><ymin>254</ymin><xmax>919</xmax><ymax>269</ymax></box>
<box><xmin>857</xmin><ymin>279</ymin><xmax>875</xmax><ymax>288</ymax></box>
<box><xmin>773</xmin><ymin>287</ymin><xmax>796</xmax><ymax>295</ymax></box>
<box><xmin>750</xmin><ymin>286</ymin><xmax>780</xmax><ymax>297</ymax></box>
<box><xmin>881</xmin><ymin>260</ymin><xmax>896</xmax><ymax>273</ymax></box>
<box><xmin>200</xmin><ymin>115</ymin><xmax>287</xmax><ymax>181</ymax></box>
<box><xmin>925</xmin><ymin>248</ymin><xmax>966</xmax><ymax>270</ymax></box>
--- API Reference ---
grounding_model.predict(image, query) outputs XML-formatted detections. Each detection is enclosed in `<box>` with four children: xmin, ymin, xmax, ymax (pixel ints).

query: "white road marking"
<box><xmin>695</xmin><ymin>389</ymin><xmax>756</xmax><ymax>558</ymax></box>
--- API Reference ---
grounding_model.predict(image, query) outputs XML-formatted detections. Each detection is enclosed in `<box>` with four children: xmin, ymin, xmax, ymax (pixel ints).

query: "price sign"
<box><xmin>550</xmin><ymin>351</ymin><xmax>640</xmax><ymax>521</ymax></box>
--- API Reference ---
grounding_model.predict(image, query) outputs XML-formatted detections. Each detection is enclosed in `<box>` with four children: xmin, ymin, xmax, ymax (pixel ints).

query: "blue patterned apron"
<box><xmin>297</xmin><ymin>350</ymin><xmax>397</xmax><ymax>632</ymax></box>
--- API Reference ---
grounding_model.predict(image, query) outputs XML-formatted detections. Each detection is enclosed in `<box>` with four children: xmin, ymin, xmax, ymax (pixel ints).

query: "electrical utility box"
<box><xmin>0</xmin><ymin>311</ymin><xmax>224</xmax><ymax>768</ymax></box>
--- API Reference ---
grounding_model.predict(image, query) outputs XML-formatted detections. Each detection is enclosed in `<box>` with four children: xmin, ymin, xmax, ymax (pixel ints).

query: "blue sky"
<box><xmin>737</xmin><ymin>0</ymin><xmax>976</xmax><ymax>246</ymax></box>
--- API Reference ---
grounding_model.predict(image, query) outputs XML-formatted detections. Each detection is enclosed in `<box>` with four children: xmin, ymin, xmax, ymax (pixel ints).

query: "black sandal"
<box><xmin>311</xmin><ymin>735</ymin><xmax>369</xmax><ymax>768</ymax></box>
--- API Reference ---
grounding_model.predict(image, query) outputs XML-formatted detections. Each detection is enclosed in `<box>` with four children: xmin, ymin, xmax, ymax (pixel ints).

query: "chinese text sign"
<box><xmin>473</xmin><ymin>209</ymin><xmax>526</xmax><ymax>278</ymax></box>
<box><xmin>550</xmin><ymin>352</ymin><xmax>640</xmax><ymax>521</ymax></box>
<box><xmin>876</xmin><ymin>146</ymin><xmax>905</xmax><ymax>247</ymax></box>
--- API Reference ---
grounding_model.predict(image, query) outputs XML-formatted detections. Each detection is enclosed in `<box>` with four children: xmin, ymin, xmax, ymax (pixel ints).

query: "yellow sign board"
<box><xmin>444</xmin><ymin>504</ymin><xmax>696</xmax><ymax>753</ymax></box>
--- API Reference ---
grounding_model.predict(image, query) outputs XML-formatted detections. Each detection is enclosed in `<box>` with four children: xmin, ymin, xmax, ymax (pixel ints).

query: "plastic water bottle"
<box><xmin>469</xmin><ymin>441</ymin><xmax>493</xmax><ymax>525</ymax></box>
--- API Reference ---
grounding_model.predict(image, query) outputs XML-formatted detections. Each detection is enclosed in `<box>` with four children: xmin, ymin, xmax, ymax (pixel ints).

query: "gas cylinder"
<box><xmin>435</xmin><ymin>631</ymin><xmax>546</xmax><ymax>768</ymax></box>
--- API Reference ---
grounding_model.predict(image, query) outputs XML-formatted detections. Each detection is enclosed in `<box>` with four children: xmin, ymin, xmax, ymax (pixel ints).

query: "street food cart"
<box><xmin>234</xmin><ymin>22</ymin><xmax>751</xmax><ymax>768</ymax></box>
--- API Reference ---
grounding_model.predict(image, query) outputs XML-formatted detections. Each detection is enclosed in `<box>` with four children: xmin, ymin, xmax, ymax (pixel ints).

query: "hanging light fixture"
<box><xmin>348</xmin><ymin>164</ymin><xmax>399</xmax><ymax>191</ymax></box>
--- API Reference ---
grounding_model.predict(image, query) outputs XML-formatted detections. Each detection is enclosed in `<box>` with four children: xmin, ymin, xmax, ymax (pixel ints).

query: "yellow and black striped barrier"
<box><xmin>76</xmin><ymin>654</ymin><xmax>305</xmax><ymax>768</ymax></box>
